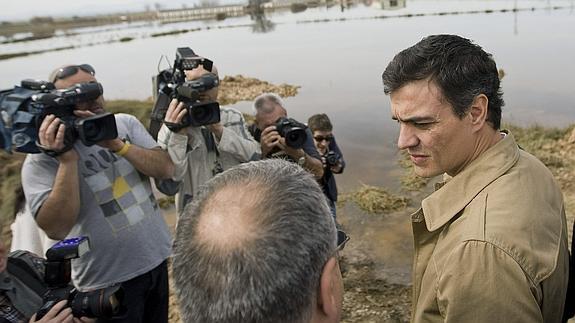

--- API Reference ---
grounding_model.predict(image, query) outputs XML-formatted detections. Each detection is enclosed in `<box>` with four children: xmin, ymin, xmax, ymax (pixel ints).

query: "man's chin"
<box><xmin>413</xmin><ymin>165</ymin><xmax>440</xmax><ymax>179</ymax></box>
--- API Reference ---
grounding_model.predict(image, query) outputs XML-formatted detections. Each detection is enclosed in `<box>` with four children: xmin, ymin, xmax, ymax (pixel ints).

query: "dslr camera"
<box><xmin>35</xmin><ymin>237</ymin><xmax>125</xmax><ymax>320</ymax></box>
<box><xmin>0</xmin><ymin>79</ymin><xmax>117</xmax><ymax>154</ymax></box>
<box><xmin>275</xmin><ymin>117</ymin><xmax>308</xmax><ymax>149</ymax></box>
<box><xmin>150</xmin><ymin>47</ymin><xmax>220</xmax><ymax>138</ymax></box>
<box><xmin>325</xmin><ymin>150</ymin><xmax>340</xmax><ymax>167</ymax></box>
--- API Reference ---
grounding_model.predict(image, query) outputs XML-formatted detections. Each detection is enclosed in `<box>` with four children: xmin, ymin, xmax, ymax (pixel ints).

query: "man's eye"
<box><xmin>413</xmin><ymin>122</ymin><xmax>433</xmax><ymax>129</ymax></box>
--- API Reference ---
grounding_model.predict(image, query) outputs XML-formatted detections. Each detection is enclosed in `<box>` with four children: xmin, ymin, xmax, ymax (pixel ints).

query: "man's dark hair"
<box><xmin>382</xmin><ymin>34</ymin><xmax>504</xmax><ymax>129</ymax></box>
<box><xmin>308</xmin><ymin>113</ymin><xmax>333</xmax><ymax>132</ymax></box>
<box><xmin>172</xmin><ymin>159</ymin><xmax>336</xmax><ymax>323</ymax></box>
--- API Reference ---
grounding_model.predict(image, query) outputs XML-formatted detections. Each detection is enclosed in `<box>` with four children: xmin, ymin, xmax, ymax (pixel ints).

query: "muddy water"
<box><xmin>2</xmin><ymin>0</ymin><xmax>575</xmax><ymax>287</ymax></box>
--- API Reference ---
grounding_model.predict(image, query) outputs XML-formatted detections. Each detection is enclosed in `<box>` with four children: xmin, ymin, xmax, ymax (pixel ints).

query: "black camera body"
<box><xmin>325</xmin><ymin>150</ymin><xmax>340</xmax><ymax>167</ymax></box>
<box><xmin>0</xmin><ymin>79</ymin><xmax>117</xmax><ymax>154</ymax></box>
<box><xmin>275</xmin><ymin>117</ymin><xmax>308</xmax><ymax>149</ymax></box>
<box><xmin>150</xmin><ymin>47</ymin><xmax>220</xmax><ymax>138</ymax></box>
<box><xmin>35</xmin><ymin>237</ymin><xmax>125</xmax><ymax>320</ymax></box>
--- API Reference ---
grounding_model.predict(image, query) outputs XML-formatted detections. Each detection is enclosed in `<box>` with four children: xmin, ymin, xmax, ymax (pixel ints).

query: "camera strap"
<box><xmin>6</xmin><ymin>256</ymin><xmax>46</xmax><ymax>297</ymax></box>
<box><xmin>201</xmin><ymin>128</ymin><xmax>223</xmax><ymax>176</ymax></box>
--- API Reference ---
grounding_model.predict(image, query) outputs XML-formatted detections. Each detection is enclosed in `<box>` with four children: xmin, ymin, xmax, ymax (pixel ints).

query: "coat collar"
<box><xmin>420</xmin><ymin>131</ymin><xmax>520</xmax><ymax>232</ymax></box>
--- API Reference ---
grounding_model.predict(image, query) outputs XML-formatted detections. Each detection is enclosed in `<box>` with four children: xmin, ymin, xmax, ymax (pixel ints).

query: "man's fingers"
<box><xmin>176</xmin><ymin>107</ymin><xmax>188</xmax><ymax>123</ymax></box>
<box><xmin>44</xmin><ymin>299</ymin><xmax>69</xmax><ymax>319</ymax></box>
<box><xmin>54</xmin><ymin>124</ymin><xmax>66</xmax><ymax>147</ymax></box>
<box><xmin>42</xmin><ymin>118</ymin><xmax>62</xmax><ymax>147</ymax></box>
<box><xmin>55</xmin><ymin>308</ymin><xmax>73</xmax><ymax>323</ymax></box>
<box><xmin>277</xmin><ymin>137</ymin><xmax>287</xmax><ymax>150</ymax></box>
<box><xmin>166</xmin><ymin>100</ymin><xmax>186</xmax><ymax>123</ymax></box>
<box><xmin>39</xmin><ymin>115</ymin><xmax>55</xmax><ymax>138</ymax></box>
<box><xmin>261</xmin><ymin>126</ymin><xmax>277</xmax><ymax>137</ymax></box>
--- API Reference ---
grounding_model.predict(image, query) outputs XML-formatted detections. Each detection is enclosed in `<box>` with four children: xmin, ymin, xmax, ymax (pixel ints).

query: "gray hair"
<box><xmin>173</xmin><ymin>159</ymin><xmax>337</xmax><ymax>323</ymax></box>
<box><xmin>252</xmin><ymin>92</ymin><xmax>285</xmax><ymax>115</ymax></box>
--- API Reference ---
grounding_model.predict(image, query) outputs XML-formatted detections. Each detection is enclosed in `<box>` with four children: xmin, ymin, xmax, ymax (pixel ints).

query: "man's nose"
<box><xmin>397</xmin><ymin>124</ymin><xmax>419</xmax><ymax>150</ymax></box>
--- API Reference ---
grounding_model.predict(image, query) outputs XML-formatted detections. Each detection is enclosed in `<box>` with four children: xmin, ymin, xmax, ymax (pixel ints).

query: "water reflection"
<box><xmin>247</xmin><ymin>0</ymin><xmax>276</xmax><ymax>33</ymax></box>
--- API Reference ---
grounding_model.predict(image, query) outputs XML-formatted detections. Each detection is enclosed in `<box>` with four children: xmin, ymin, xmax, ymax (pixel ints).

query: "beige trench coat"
<box><xmin>411</xmin><ymin>132</ymin><xmax>569</xmax><ymax>323</ymax></box>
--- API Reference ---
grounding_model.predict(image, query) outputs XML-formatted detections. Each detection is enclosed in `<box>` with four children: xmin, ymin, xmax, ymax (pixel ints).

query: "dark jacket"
<box><xmin>321</xmin><ymin>137</ymin><xmax>345</xmax><ymax>202</ymax></box>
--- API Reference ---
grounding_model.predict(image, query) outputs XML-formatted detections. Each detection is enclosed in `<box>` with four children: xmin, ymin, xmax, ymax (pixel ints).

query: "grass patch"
<box><xmin>157</xmin><ymin>196</ymin><xmax>175</xmax><ymax>209</ymax></box>
<box><xmin>505</xmin><ymin>123</ymin><xmax>571</xmax><ymax>171</ymax></box>
<box><xmin>0</xmin><ymin>152</ymin><xmax>26</xmax><ymax>225</ymax></box>
<box><xmin>340</xmin><ymin>184</ymin><xmax>409</xmax><ymax>214</ymax></box>
<box><xmin>106</xmin><ymin>99</ymin><xmax>153</xmax><ymax>125</ymax></box>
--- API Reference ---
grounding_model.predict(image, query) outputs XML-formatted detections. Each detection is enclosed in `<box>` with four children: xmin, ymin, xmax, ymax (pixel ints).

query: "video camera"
<box><xmin>0</xmin><ymin>79</ymin><xmax>117</xmax><ymax>154</ymax></box>
<box><xmin>149</xmin><ymin>47</ymin><xmax>220</xmax><ymax>138</ymax></box>
<box><xmin>35</xmin><ymin>237</ymin><xmax>125</xmax><ymax>320</ymax></box>
<box><xmin>275</xmin><ymin>117</ymin><xmax>308</xmax><ymax>149</ymax></box>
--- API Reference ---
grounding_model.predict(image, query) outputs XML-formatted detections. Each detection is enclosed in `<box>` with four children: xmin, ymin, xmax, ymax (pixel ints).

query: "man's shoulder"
<box><xmin>454</xmin><ymin>155</ymin><xmax>566</xmax><ymax>282</ymax></box>
<box><xmin>220</xmin><ymin>107</ymin><xmax>246</xmax><ymax>123</ymax></box>
<box><xmin>22</xmin><ymin>151</ymin><xmax>57</xmax><ymax>170</ymax></box>
<box><xmin>113</xmin><ymin>112</ymin><xmax>140</xmax><ymax>124</ymax></box>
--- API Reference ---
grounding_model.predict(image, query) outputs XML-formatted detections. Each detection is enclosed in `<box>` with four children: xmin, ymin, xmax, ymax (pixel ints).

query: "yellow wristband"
<box><xmin>115</xmin><ymin>142</ymin><xmax>131</xmax><ymax>156</ymax></box>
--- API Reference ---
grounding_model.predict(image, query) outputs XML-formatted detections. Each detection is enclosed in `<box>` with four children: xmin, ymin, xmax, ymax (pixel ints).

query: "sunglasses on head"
<box><xmin>51</xmin><ymin>64</ymin><xmax>96</xmax><ymax>83</ymax></box>
<box><xmin>314</xmin><ymin>135</ymin><xmax>333</xmax><ymax>143</ymax></box>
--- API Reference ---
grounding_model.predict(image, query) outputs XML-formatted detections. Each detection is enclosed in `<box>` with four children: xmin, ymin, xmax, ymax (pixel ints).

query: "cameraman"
<box><xmin>308</xmin><ymin>113</ymin><xmax>345</xmax><ymax>221</ymax></box>
<box><xmin>251</xmin><ymin>93</ymin><xmax>323</xmax><ymax>179</ymax></box>
<box><xmin>21</xmin><ymin>64</ymin><xmax>174</xmax><ymax>323</ymax></box>
<box><xmin>156</xmin><ymin>62</ymin><xmax>261</xmax><ymax>213</ymax></box>
<box><xmin>0</xmin><ymin>239</ymin><xmax>91</xmax><ymax>323</ymax></box>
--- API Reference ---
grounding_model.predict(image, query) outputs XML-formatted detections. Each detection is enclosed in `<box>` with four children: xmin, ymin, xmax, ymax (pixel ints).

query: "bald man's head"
<box><xmin>195</xmin><ymin>181</ymin><xmax>265</xmax><ymax>251</ymax></box>
<box><xmin>173</xmin><ymin>159</ymin><xmax>337</xmax><ymax>323</ymax></box>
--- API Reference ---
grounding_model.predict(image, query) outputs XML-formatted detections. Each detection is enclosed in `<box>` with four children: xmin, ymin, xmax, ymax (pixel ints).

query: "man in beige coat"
<box><xmin>382</xmin><ymin>34</ymin><xmax>569</xmax><ymax>322</ymax></box>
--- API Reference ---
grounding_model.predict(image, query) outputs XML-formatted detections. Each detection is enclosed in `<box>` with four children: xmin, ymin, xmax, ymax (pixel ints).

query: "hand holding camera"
<box><xmin>153</xmin><ymin>47</ymin><xmax>221</xmax><ymax>134</ymax></box>
<box><xmin>37</xmin><ymin>114</ymin><xmax>78</xmax><ymax>161</ymax></box>
<box><xmin>0</xmin><ymin>79</ymin><xmax>118</xmax><ymax>155</ymax></box>
<box><xmin>30</xmin><ymin>300</ymin><xmax>94</xmax><ymax>323</ymax></box>
<box><xmin>324</xmin><ymin>150</ymin><xmax>343</xmax><ymax>172</ymax></box>
<box><xmin>260</xmin><ymin>125</ymin><xmax>282</xmax><ymax>157</ymax></box>
<box><xmin>163</xmin><ymin>99</ymin><xmax>188</xmax><ymax>134</ymax></box>
<box><xmin>35</xmin><ymin>237</ymin><xmax>125</xmax><ymax>322</ymax></box>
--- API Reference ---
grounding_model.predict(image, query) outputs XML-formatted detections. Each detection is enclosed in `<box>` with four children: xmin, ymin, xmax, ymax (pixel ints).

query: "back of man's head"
<box><xmin>173</xmin><ymin>159</ymin><xmax>338</xmax><ymax>323</ymax></box>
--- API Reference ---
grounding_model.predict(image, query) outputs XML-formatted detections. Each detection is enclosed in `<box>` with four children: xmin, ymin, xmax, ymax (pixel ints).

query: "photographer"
<box><xmin>308</xmin><ymin>113</ymin><xmax>345</xmax><ymax>221</ymax></box>
<box><xmin>156</xmin><ymin>62</ymin><xmax>261</xmax><ymax>213</ymax></box>
<box><xmin>251</xmin><ymin>93</ymin><xmax>323</xmax><ymax>179</ymax></box>
<box><xmin>0</xmin><ymin>238</ymin><xmax>91</xmax><ymax>323</ymax></box>
<box><xmin>21</xmin><ymin>64</ymin><xmax>174</xmax><ymax>323</ymax></box>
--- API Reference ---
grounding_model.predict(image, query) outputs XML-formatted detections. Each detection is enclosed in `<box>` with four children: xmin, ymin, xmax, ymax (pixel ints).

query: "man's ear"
<box><xmin>316</xmin><ymin>257</ymin><xmax>340</xmax><ymax>321</ymax></box>
<box><xmin>468</xmin><ymin>94</ymin><xmax>489</xmax><ymax>132</ymax></box>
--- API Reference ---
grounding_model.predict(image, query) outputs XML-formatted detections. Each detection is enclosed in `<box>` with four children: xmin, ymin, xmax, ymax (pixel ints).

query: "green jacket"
<box><xmin>411</xmin><ymin>132</ymin><xmax>569</xmax><ymax>323</ymax></box>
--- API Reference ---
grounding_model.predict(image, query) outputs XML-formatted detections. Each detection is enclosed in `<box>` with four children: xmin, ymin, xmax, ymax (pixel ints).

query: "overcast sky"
<box><xmin>1</xmin><ymin>0</ymin><xmax>239</xmax><ymax>21</ymax></box>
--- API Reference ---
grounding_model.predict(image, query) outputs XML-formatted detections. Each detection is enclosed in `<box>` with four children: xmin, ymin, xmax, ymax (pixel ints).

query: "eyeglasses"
<box><xmin>335</xmin><ymin>230</ymin><xmax>350</xmax><ymax>253</ymax></box>
<box><xmin>51</xmin><ymin>64</ymin><xmax>96</xmax><ymax>83</ymax></box>
<box><xmin>313</xmin><ymin>135</ymin><xmax>333</xmax><ymax>143</ymax></box>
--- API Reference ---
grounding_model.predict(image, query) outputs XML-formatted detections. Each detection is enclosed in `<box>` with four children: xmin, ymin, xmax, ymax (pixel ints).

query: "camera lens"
<box><xmin>191</xmin><ymin>105</ymin><xmax>210</xmax><ymax>124</ymax></box>
<box><xmin>70</xmin><ymin>285</ymin><xmax>124</xmax><ymax>319</ymax></box>
<box><xmin>82</xmin><ymin>121</ymin><xmax>99</xmax><ymax>139</ymax></box>
<box><xmin>285</xmin><ymin>128</ymin><xmax>307</xmax><ymax>149</ymax></box>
